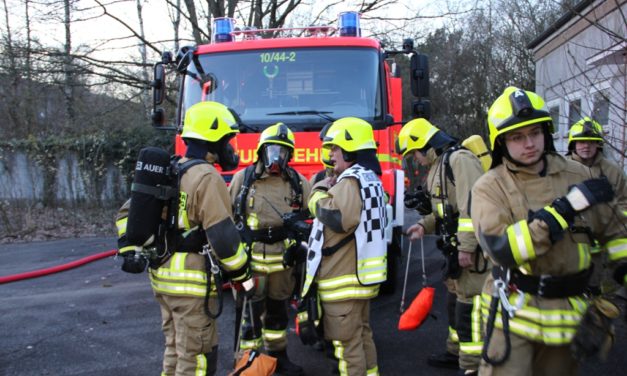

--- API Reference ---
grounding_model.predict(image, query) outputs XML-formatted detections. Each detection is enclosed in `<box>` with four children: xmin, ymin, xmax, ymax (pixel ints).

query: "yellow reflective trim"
<box><xmin>448</xmin><ymin>326</ymin><xmax>459</xmax><ymax>342</ymax></box>
<box><xmin>178</xmin><ymin>191</ymin><xmax>190</xmax><ymax>230</ymax></box>
<box><xmin>247</xmin><ymin>212</ymin><xmax>259</xmax><ymax>230</ymax></box>
<box><xmin>606</xmin><ymin>238</ymin><xmax>627</xmax><ymax>261</ymax></box>
<box><xmin>251</xmin><ymin>263</ymin><xmax>285</xmax><ymax>273</ymax></box>
<box><xmin>118</xmin><ymin>245</ymin><xmax>139</xmax><ymax>254</ymax></box>
<box><xmin>151</xmin><ymin>268</ymin><xmax>207</xmax><ymax>283</ymax></box>
<box><xmin>507</xmin><ymin>220</ymin><xmax>535</xmax><ymax>264</ymax></box>
<box><xmin>480</xmin><ymin>292</ymin><xmax>585</xmax><ymax>345</ymax></box>
<box><xmin>171</xmin><ymin>252</ymin><xmax>186</xmax><ymax>271</ymax></box>
<box><xmin>221</xmin><ymin>243</ymin><xmax>248</xmax><ymax>270</ymax></box>
<box><xmin>459</xmin><ymin>342</ymin><xmax>483</xmax><ymax>354</ymax></box>
<box><xmin>318</xmin><ymin>275</ymin><xmax>361</xmax><ymax>289</ymax></box>
<box><xmin>195</xmin><ymin>353</ymin><xmax>207</xmax><ymax>376</ymax></box>
<box><xmin>577</xmin><ymin>243</ymin><xmax>591</xmax><ymax>271</ymax></box>
<box><xmin>150</xmin><ymin>279</ymin><xmax>207</xmax><ymax>297</ymax></box>
<box><xmin>544</xmin><ymin>205</ymin><xmax>568</xmax><ymax>229</ymax></box>
<box><xmin>436</xmin><ymin>203</ymin><xmax>444</xmax><ymax>218</ymax></box>
<box><xmin>251</xmin><ymin>253</ymin><xmax>284</xmax><ymax>263</ymax></box>
<box><xmin>366</xmin><ymin>365</ymin><xmax>379</xmax><ymax>376</ymax></box>
<box><xmin>471</xmin><ymin>295</ymin><xmax>482</xmax><ymax>342</ymax></box>
<box><xmin>333</xmin><ymin>341</ymin><xmax>348</xmax><ymax>376</ymax></box>
<box><xmin>319</xmin><ymin>286</ymin><xmax>379</xmax><ymax>301</ymax></box>
<box><xmin>262</xmin><ymin>328</ymin><xmax>286</xmax><ymax>341</ymax></box>
<box><xmin>457</xmin><ymin>218</ymin><xmax>474</xmax><ymax>232</ymax></box>
<box><xmin>116</xmin><ymin>218</ymin><xmax>128</xmax><ymax>236</ymax></box>
<box><xmin>240</xmin><ymin>338</ymin><xmax>263</xmax><ymax>350</ymax></box>
<box><xmin>377</xmin><ymin>153</ymin><xmax>401</xmax><ymax>165</ymax></box>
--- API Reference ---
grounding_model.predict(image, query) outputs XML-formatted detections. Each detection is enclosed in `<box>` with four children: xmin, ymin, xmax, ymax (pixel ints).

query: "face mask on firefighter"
<box><xmin>263</xmin><ymin>144</ymin><xmax>290</xmax><ymax>174</ymax></box>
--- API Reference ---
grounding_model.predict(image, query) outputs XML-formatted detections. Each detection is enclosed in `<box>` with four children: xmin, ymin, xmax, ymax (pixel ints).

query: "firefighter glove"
<box><xmin>121</xmin><ymin>250</ymin><xmax>148</xmax><ymax>274</ymax></box>
<box><xmin>570</xmin><ymin>297</ymin><xmax>619</xmax><ymax>361</ymax></box>
<box><xmin>283</xmin><ymin>241</ymin><xmax>307</xmax><ymax>267</ymax></box>
<box><xmin>404</xmin><ymin>186</ymin><xmax>432</xmax><ymax>215</ymax></box>
<box><xmin>566</xmin><ymin>177</ymin><xmax>615</xmax><ymax>212</ymax></box>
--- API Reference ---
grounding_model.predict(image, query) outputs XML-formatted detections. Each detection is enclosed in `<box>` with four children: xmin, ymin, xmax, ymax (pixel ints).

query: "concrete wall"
<box><xmin>0</xmin><ymin>151</ymin><xmax>128</xmax><ymax>204</ymax></box>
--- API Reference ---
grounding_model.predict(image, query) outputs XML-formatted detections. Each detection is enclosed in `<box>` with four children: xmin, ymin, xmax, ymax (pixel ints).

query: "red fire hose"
<box><xmin>0</xmin><ymin>249</ymin><xmax>118</xmax><ymax>284</ymax></box>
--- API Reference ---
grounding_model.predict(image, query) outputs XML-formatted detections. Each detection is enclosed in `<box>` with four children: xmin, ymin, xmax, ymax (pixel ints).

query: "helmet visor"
<box><xmin>263</xmin><ymin>144</ymin><xmax>290</xmax><ymax>172</ymax></box>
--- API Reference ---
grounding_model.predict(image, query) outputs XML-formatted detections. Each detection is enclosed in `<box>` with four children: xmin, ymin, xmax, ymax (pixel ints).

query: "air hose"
<box><xmin>0</xmin><ymin>249</ymin><xmax>117</xmax><ymax>284</ymax></box>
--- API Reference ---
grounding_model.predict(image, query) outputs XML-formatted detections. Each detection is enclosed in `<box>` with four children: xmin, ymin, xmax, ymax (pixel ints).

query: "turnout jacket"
<box><xmin>303</xmin><ymin>164</ymin><xmax>387</xmax><ymax>302</ymax></box>
<box><xmin>229</xmin><ymin>164</ymin><xmax>310</xmax><ymax>274</ymax></box>
<box><xmin>418</xmin><ymin>147</ymin><xmax>484</xmax><ymax>254</ymax></box>
<box><xmin>471</xmin><ymin>153</ymin><xmax>627</xmax><ymax>345</ymax></box>
<box><xmin>149</xmin><ymin>156</ymin><xmax>249</xmax><ymax>298</ymax></box>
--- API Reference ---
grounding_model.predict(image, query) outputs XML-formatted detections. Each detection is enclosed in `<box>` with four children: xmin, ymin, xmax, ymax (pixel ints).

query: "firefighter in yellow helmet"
<box><xmin>303</xmin><ymin>117</ymin><xmax>387</xmax><ymax>376</ymax></box>
<box><xmin>471</xmin><ymin>87</ymin><xmax>626</xmax><ymax>375</ymax></box>
<box><xmin>566</xmin><ymin>117</ymin><xmax>627</xmax><ymax>295</ymax></box>
<box><xmin>310</xmin><ymin>122</ymin><xmax>337</xmax><ymax>186</ymax></box>
<box><xmin>229</xmin><ymin>122</ymin><xmax>311</xmax><ymax>376</ymax></box>
<box><xmin>116</xmin><ymin>101</ymin><xmax>252</xmax><ymax>376</ymax></box>
<box><xmin>399</xmin><ymin>118</ymin><xmax>488</xmax><ymax>375</ymax></box>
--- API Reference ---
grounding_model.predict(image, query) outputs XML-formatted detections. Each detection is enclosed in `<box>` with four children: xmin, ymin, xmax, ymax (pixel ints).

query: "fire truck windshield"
<box><xmin>181</xmin><ymin>47</ymin><xmax>382</xmax><ymax>132</ymax></box>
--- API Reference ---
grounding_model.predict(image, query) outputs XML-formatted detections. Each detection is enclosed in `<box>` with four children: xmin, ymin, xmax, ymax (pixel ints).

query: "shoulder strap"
<box><xmin>234</xmin><ymin>165</ymin><xmax>258</xmax><ymax>221</ymax></box>
<box><xmin>178</xmin><ymin>158</ymin><xmax>209</xmax><ymax>176</ymax></box>
<box><xmin>285</xmin><ymin>166</ymin><xmax>304</xmax><ymax>209</ymax></box>
<box><xmin>442</xmin><ymin>145</ymin><xmax>463</xmax><ymax>186</ymax></box>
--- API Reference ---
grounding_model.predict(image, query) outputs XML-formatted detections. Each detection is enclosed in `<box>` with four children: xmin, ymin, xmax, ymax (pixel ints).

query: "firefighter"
<box><xmin>303</xmin><ymin>117</ymin><xmax>387</xmax><ymax>376</ymax></box>
<box><xmin>229</xmin><ymin>122</ymin><xmax>310</xmax><ymax>376</ymax></box>
<box><xmin>400</xmin><ymin>119</ymin><xmax>489</xmax><ymax>375</ymax></box>
<box><xmin>566</xmin><ymin>117</ymin><xmax>627</xmax><ymax>295</ymax></box>
<box><xmin>472</xmin><ymin>87</ymin><xmax>627</xmax><ymax>375</ymax></box>
<box><xmin>116</xmin><ymin>101</ymin><xmax>253</xmax><ymax>376</ymax></box>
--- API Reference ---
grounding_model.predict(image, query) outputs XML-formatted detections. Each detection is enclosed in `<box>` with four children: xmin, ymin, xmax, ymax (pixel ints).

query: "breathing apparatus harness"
<box><xmin>126</xmin><ymin>149</ymin><xmax>224</xmax><ymax>318</ymax></box>
<box><xmin>433</xmin><ymin>145</ymin><xmax>487</xmax><ymax>280</ymax></box>
<box><xmin>233</xmin><ymin>164</ymin><xmax>305</xmax><ymax>249</ymax></box>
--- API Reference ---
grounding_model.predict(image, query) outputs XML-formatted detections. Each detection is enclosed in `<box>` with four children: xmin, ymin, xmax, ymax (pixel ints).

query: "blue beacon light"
<box><xmin>213</xmin><ymin>17</ymin><xmax>234</xmax><ymax>43</ymax></box>
<box><xmin>339</xmin><ymin>12</ymin><xmax>361</xmax><ymax>37</ymax></box>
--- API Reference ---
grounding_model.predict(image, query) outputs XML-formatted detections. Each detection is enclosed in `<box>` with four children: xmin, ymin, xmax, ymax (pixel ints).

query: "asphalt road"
<box><xmin>1</xmin><ymin>219</ymin><xmax>626</xmax><ymax>375</ymax></box>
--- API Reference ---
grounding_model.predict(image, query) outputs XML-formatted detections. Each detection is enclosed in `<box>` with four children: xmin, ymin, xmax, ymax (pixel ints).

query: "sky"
<box><xmin>0</xmin><ymin>0</ymin><xmax>458</xmax><ymax>62</ymax></box>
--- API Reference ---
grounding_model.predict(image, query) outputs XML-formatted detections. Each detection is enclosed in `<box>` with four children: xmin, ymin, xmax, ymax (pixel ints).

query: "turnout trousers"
<box><xmin>155</xmin><ymin>293</ymin><xmax>218</xmax><ymax>376</ymax></box>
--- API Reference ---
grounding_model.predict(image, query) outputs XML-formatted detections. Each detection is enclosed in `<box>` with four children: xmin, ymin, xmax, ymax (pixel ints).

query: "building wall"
<box><xmin>532</xmin><ymin>0</ymin><xmax>626</xmax><ymax>169</ymax></box>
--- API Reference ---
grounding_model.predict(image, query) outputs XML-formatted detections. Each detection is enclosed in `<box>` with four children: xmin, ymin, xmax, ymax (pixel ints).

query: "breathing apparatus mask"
<box><xmin>262</xmin><ymin>144</ymin><xmax>290</xmax><ymax>174</ymax></box>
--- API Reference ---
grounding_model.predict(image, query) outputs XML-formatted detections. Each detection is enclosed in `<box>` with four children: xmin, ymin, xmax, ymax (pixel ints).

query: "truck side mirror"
<box><xmin>152</xmin><ymin>62</ymin><xmax>166</xmax><ymax>106</ymax></box>
<box><xmin>410</xmin><ymin>54</ymin><xmax>429</xmax><ymax>98</ymax></box>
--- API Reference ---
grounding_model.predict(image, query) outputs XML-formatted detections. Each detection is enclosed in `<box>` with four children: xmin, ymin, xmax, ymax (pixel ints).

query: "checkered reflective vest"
<box><xmin>302</xmin><ymin>164</ymin><xmax>388</xmax><ymax>297</ymax></box>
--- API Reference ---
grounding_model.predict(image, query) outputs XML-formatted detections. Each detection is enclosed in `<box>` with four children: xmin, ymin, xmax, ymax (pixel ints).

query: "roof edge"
<box><xmin>526</xmin><ymin>0</ymin><xmax>595</xmax><ymax>50</ymax></box>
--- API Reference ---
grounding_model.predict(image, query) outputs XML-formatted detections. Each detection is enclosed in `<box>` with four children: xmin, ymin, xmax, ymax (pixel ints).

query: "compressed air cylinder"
<box><xmin>126</xmin><ymin>147</ymin><xmax>172</xmax><ymax>246</ymax></box>
<box><xmin>462</xmin><ymin>135</ymin><xmax>492</xmax><ymax>172</ymax></box>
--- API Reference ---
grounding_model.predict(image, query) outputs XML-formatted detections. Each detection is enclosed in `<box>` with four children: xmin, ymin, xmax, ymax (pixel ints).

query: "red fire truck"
<box><xmin>151</xmin><ymin>12</ymin><xmax>430</xmax><ymax>293</ymax></box>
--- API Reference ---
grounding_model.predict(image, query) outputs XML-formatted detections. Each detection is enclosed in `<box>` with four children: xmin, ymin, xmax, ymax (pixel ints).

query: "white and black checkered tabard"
<box><xmin>361</xmin><ymin>183</ymin><xmax>387</xmax><ymax>242</ymax></box>
<box><xmin>340</xmin><ymin>165</ymin><xmax>387</xmax><ymax>243</ymax></box>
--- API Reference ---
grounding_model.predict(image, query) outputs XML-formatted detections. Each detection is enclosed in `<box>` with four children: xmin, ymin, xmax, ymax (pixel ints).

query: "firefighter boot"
<box><xmin>268</xmin><ymin>350</ymin><xmax>304</xmax><ymax>376</ymax></box>
<box><xmin>427</xmin><ymin>351</ymin><xmax>459</xmax><ymax>369</ymax></box>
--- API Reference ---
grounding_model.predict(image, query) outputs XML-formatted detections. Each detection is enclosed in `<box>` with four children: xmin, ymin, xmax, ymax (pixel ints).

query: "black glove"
<box><xmin>297</xmin><ymin>295</ymin><xmax>321</xmax><ymax>346</ymax></box>
<box><xmin>404</xmin><ymin>186</ymin><xmax>432</xmax><ymax>215</ymax></box>
<box><xmin>532</xmin><ymin>178</ymin><xmax>614</xmax><ymax>243</ymax></box>
<box><xmin>120</xmin><ymin>251</ymin><xmax>148</xmax><ymax>273</ymax></box>
<box><xmin>283</xmin><ymin>241</ymin><xmax>308</xmax><ymax>267</ymax></box>
<box><xmin>565</xmin><ymin>177</ymin><xmax>615</xmax><ymax>212</ymax></box>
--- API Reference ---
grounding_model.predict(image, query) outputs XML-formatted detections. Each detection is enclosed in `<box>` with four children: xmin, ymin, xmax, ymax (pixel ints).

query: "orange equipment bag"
<box><xmin>229</xmin><ymin>349</ymin><xmax>277</xmax><ymax>376</ymax></box>
<box><xmin>398</xmin><ymin>286</ymin><xmax>435</xmax><ymax>331</ymax></box>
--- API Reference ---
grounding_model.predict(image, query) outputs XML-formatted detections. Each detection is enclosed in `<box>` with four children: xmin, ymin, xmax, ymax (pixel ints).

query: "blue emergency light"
<box><xmin>213</xmin><ymin>17</ymin><xmax>234</xmax><ymax>43</ymax></box>
<box><xmin>339</xmin><ymin>11</ymin><xmax>361</xmax><ymax>37</ymax></box>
